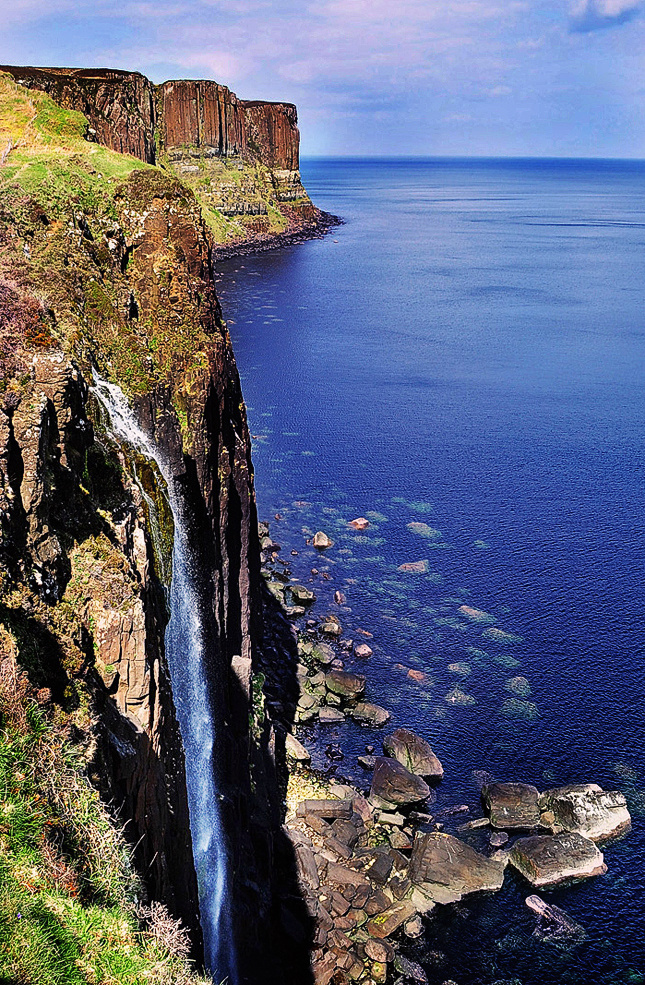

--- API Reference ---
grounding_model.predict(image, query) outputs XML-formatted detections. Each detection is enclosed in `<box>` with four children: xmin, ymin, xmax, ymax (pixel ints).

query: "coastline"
<box><xmin>211</xmin><ymin>208</ymin><xmax>343</xmax><ymax>260</ymax></box>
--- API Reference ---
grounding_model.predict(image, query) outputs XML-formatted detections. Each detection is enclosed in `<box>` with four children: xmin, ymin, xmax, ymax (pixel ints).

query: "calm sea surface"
<box><xmin>216</xmin><ymin>159</ymin><xmax>645</xmax><ymax>985</ymax></box>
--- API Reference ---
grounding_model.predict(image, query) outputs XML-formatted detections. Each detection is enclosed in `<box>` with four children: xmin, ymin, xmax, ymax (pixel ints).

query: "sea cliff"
<box><xmin>0</xmin><ymin>64</ymin><xmax>334</xmax><ymax>253</ymax></box>
<box><xmin>0</xmin><ymin>69</ymin><xmax>309</xmax><ymax>982</ymax></box>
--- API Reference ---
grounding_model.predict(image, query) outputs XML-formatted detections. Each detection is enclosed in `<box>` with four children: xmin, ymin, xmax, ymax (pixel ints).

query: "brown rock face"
<box><xmin>0</xmin><ymin>352</ymin><xmax>200</xmax><ymax>944</ymax></box>
<box><xmin>1</xmin><ymin>65</ymin><xmax>302</xmax><ymax>172</ymax></box>
<box><xmin>0</xmin><ymin>66</ymin><xmax>156</xmax><ymax>161</ymax></box>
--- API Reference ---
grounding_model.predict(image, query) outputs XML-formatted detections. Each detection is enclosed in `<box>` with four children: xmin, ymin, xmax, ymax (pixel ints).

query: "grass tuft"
<box><xmin>0</xmin><ymin>646</ymin><xmax>210</xmax><ymax>985</ymax></box>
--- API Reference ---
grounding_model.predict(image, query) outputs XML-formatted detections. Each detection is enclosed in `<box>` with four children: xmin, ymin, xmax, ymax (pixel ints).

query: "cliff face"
<box><xmin>0</xmin><ymin>65</ymin><xmax>326</xmax><ymax>249</ymax></box>
<box><xmin>0</xmin><ymin>73</ymin><xmax>295</xmax><ymax>977</ymax></box>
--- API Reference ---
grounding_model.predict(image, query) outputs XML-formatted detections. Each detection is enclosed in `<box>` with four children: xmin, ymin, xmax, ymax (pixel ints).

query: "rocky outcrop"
<box><xmin>0</xmin><ymin>352</ymin><xmax>200</xmax><ymax>943</ymax></box>
<box><xmin>0</xmin><ymin>64</ymin><xmax>332</xmax><ymax>248</ymax></box>
<box><xmin>0</xmin><ymin>66</ymin><xmax>157</xmax><ymax>162</ymax></box>
<box><xmin>0</xmin><ymin>74</ymin><xmax>302</xmax><ymax>979</ymax></box>
<box><xmin>509</xmin><ymin>832</ymin><xmax>607</xmax><ymax>887</ymax></box>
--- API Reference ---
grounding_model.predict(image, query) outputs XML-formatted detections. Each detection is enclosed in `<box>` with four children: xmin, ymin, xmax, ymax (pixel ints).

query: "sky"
<box><xmin>2</xmin><ymin>0</ymin><xmax>645</xmax><ymax>157</ymax></box>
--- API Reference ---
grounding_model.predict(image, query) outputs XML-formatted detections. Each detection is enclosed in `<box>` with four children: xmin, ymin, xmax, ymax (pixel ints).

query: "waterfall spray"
<box><xmin>93</xmin><ymin>375</ymin><xmax>236</xmax><ymax>983</ymax></box>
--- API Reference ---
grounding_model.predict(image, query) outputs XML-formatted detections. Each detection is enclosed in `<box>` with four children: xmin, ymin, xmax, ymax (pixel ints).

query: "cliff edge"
<box><xmin>0</xmin><ymin>70</ymin><xmax>306</xmax><ymax>982</ymax></box>
<box><xmin>0</xmin><ymin>64</ymin><xmax>336</xmax><ymax>253</ymax></box>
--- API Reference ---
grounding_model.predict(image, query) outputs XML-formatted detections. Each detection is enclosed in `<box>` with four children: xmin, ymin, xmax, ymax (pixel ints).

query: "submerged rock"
<box><xmin>505</xmin><ymin>675</ymin><xmax>532</xmax><ymax>697</ymax></box>
<box><xmin>447</xmin><ymin>662</ymin><xmax>471</xmax><ymax>676</ymax></box>
<box><xmin>445</xmin><ymin>686</ymin><xmax>476</xmax><ymax>706</ymax></box>
<box><xmin>539</xmin><ymin>783</ymin><xmax>631</xmax><ymax>842</ymax></box>
<box><xmin>458</xmin><ymin>605</ymin><xmax>496</xmax><ymax>624</ymax></box>
<box><xmin>509</xmin><ymin>832</ymin><xmax>606</xmax><ymax>886</ymax></box>
<box><xmin>383</xmin><ymin>728</ymin><xmax>444</xmax><ymax>779</ymax></box>
<box><xmin>501</xmin><ymin>698</ymin><xmax>539</xmax><ymax>720</ymax></box>
<box><xmin>482</xmin><ymin>781</ymin><xmax>541</xmax><ymax>830</ymax></box>
<box><xmin>398</xmin><ymin>560</ymin><xmax>429</xmax><ymax>573</ymax></box>
<box><xmin>407</xmin><ymin>522</ymin><xmax>441</xmax><ymax>539</ymax></box>
<box><xmin>370</xmin><ymin>757</ymin><xmax>431</xmax><ymax>809</ymax></box>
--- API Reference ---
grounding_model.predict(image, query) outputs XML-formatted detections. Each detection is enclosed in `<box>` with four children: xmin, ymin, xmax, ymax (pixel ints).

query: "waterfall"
<box><xmin>93</xmin><ymin>375</ymin><xmax>236</xmax><ymax>984</ymax></box>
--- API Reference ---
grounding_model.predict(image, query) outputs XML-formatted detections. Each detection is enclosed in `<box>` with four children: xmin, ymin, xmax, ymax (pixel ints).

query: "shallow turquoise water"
<box><xmin>217</xmin><ymin>158</ymin><xmax>645</xmax><ymax>984</ymax></box>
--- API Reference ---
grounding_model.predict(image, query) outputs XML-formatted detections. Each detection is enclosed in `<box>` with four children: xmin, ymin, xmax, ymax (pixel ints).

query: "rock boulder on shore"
<box><xmin>325</xmin><ymin>669</ymin><xmax>366</xmax><ymax>701</ymax></box>
<box><xmin>409</xmin><ymin>831</ymin><xmax>506</xmax><ymax>902</ymax></box>
<box><xmin>383</xmin><ymin>728</ymin><xmax>444</xmax><ymax>780</ymax></box>
<box><xmin>539</xmin><ymin>783</ymin><xmax>631</xmax><ymax>842</ymax></box>
<box><xmin>482</xmin><ymin>781</ymin><xmax>541</xmax><ymax>830</ymax></box>
<box><xmin>370</xmin><ymin>757</ymin><xmax>431</xmax><ymax>809</ymax></box>
<box><xmin>509</xmin><ymin>831</ymin><xmax>606</xmax><ymax>887</ymax></box>
<box><xmin>350</xmin><ymin>702</ymin><xmax>391</xmax><ymax>727</ymax></box>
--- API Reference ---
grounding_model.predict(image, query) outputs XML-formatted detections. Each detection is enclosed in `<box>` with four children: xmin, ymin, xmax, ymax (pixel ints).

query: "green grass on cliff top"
<box><xmin>0</xmin><ymin>73</ymin><xmax>149</xmax><ymax>220</ymax></box>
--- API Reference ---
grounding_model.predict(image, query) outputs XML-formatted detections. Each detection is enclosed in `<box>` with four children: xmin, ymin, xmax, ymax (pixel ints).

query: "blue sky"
<box><xmin>2</xmin><ymin>0</ymin><xmax>645</xmax><ymax>157</ymax></box>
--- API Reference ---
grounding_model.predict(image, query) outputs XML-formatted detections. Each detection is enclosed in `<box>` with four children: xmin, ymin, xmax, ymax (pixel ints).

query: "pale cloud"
<box><xmin>1</xmin><ymin>0</ymin><xmax>645</xmax><ymax>154</ymax></box>
<box><xmin>570</xmin><ymin>0</ymin><xmax>643</xmax><ymax>31</ymax></box>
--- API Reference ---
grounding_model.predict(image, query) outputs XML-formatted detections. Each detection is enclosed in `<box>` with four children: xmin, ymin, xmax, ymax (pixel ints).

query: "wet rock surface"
<box><xmin>539</xmin><ymin>783</ymin><xmax>631</xmax><ymax>842</ymax></box>
<box><xmin>383</xmin><ymin>728</ymin><xmax>444</xmax><ymax>779</ymax></box>
<box><xmin>482</xmin><ymin>781</ymin><xmax>541</xmax><ymax>830</ymax></box>
<box><xmin>370</xmin><ymin>757</ymin><xmax>432</xmax><ymax>810</ymax></box>
<box><xmin>509</xmin><ymin>832</ymin><xmax>607</xmax><ymax>886</ymax></box>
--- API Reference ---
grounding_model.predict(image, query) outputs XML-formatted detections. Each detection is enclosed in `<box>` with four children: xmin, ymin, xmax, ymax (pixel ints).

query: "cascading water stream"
<box><xmin>92</xmin><ymin>375</ymin><xmax>236</xmax><ymax>984</ymax></box>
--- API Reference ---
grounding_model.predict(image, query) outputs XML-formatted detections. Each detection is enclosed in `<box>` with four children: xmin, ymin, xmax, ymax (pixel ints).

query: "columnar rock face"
<box><xmin>1</xmin><ymin>64</ymin><xmax>307</xmax><ymax>204</ymax></box>
<box><xmin>0</xmin><ymin>66</ymin><xmax>157</xmax><ymax>161</ymax></box>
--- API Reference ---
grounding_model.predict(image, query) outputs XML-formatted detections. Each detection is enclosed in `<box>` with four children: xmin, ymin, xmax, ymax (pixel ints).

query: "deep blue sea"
<box><xmin>216</xmin><ymin>158</ymin><xmax>645</xmax><ymax>985</ymax></box>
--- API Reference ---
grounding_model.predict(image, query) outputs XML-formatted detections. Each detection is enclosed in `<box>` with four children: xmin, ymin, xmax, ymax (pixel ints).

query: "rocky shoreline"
<box><xmin>211</xmin><ymin>208</ymin><xmax>343</xmax><ymax>260</ymax></box>
<box><xmin>257</xmin><ymin>519</ymin><xmax>632</xmax><ymax>985</ymax></box>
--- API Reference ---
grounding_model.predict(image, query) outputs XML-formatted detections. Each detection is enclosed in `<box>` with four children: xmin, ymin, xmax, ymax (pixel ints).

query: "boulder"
<box><xmin>326</xmin><ymin>669</ymin><xmax>366</xmax><ymax>701</ymax></box>
<box><xmin>354</xmin><ymin>642</ymin><xmax>373</xmax><ymax>659</ymax></box>
<box><xmin>296</xmin><ymin>799</ymin><xmax>353</xmax><ymax>819</ymax></box>
<box><xmin>539</xmin><ymin>783</ymin><xmax>631</xmax><ymax>842</ymax></box>
<box><xmin>285</xmin><ymin>733</ymin><xmax>311</xmax><ymax>763</ymax></box>
<box><xmin>319</xmin><ymin>706</ymin><xmax>345</xmax><ymax>723</ymax></box>
<box><xmin>394</xmin><ymin>955</ymin><xmax>428</xmax><ymax>984</ymax></box>
<box><xmin>290</xmin><ymin>584</ymin><xmax>316</xmax><ymax>604</ymax></box>
<box><xmin>321</xmin><ymin>621</ymin><xmax>342</xmax><ymax>637</ymax></box>
<box><xmin>482</xmin><ymin>782</ymin><xmax>541</xmax><ymax>830</ymax></box>
<box><xmin>409</xmin><ymin>832</ymin><xmax>506</xmax><ymax>901</ymax></box>
<box><xmin>370</xmin><ymin>757</ymin><xmax>431</xmax><ymax>809</ymax></box>
<box><xmin>350</xmin><ymin>702</ymin><xmax>391</xmax><ymax>727</ymax></box>
<box><xmin>313</xmin><ymin>531</ymin><xmax>333</xmax><ymax>549</ymax></box>
<box><xmin>509</xmin><ymin>832</ymin><xmax>606</xmax><ymax>887</ymax></box>
<box><xmin>366</xmin><ymin>901</ymin><xmax>416</xmax><ymax>939</ymax></box>
<box><xmin>383</xmin><ymin>727</ymin><xmax>444</xmax><ymax>779</ymax></box>
<box><xmin>525</xmin><ymin>894</ymin><xmax>586</xmax><ymax>942</ymax></box>
<box><xmin>364</xmin><ymin>939</ymin><xmax>392</xmax><ymax>963</ymax></box>
<box><xmin>311</xmin><ymin>642</ymin><xmax>335</xmax><ymax>666</ymax></box>
<box><xmin>350</xmin><ymin>517</ymin><xmax>370</xmax><ymax>530</ymax></box>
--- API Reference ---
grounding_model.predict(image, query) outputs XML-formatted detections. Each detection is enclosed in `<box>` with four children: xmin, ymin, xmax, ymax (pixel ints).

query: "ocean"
<box><xmin>216</xmin><ymin>158</ymin><xmax>645</xmax><ymax>985</ymax></box>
